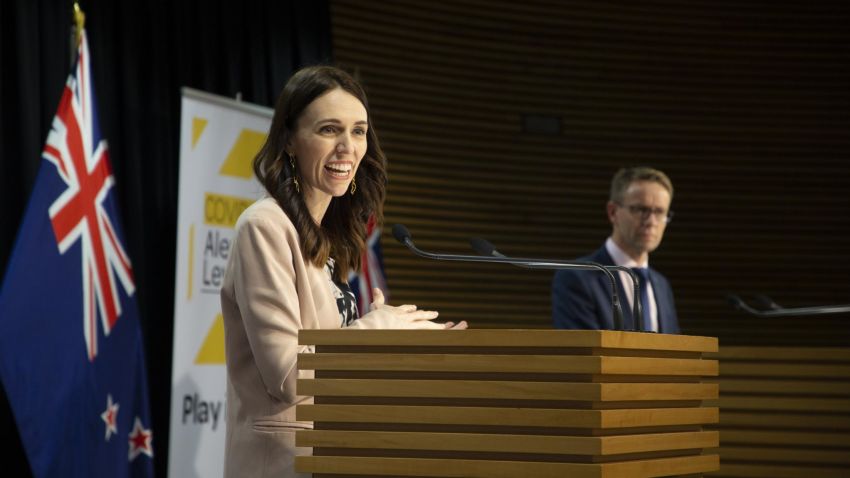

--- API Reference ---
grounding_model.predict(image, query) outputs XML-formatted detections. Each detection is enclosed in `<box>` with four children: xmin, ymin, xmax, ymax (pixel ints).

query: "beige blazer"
<box><xmin>221</xmin><ymin>198</ymin><xmax>427</xmax><ymax>478</ymax></box>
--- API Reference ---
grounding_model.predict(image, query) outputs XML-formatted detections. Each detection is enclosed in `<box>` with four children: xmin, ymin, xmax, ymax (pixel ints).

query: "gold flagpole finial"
<box><xmin>73</xmin><ymin>2</ymin><xmax>86</xmax><ymax>45</ymax></box>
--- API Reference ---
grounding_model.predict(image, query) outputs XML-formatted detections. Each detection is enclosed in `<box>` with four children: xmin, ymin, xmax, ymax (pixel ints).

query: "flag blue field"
<box><xmin>0</xmin><ymin>31</ymin><xmax>153</xmax><ymax>477</ymax></box>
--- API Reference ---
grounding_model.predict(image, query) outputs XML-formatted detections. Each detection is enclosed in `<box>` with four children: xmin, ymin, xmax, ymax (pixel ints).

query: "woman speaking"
<box><xmin>219</xmin><ymin>66</ymin><xmax>466</xmax><ymax>478</ymax></box>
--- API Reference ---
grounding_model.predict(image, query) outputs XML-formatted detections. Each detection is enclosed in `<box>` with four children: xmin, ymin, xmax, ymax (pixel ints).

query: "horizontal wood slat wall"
<box><xmin>330</xmin><ymin>0</ymin><xmax>850</xmax><ymax>344</ymax></box>
<box><xmin>705</xmin><ymin>346</ymin><xmax>850</xmax><ymax>477</ymax></box>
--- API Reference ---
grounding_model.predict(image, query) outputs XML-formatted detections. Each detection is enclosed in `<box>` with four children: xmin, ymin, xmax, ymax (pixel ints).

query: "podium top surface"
<box><xmin>299</xmin><ymin>329</ymin><xmax>717</xmax><ymax>353</ymax></box>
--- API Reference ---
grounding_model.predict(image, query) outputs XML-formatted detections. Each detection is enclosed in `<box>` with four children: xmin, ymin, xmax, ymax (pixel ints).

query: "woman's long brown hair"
<box><xmin>253</xmin><ymin>66</ymin><xmax>387</xmax><ymax>281</ymax></box>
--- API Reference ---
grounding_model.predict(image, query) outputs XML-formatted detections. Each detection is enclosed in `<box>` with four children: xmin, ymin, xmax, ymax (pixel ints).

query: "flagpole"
<box><xmin>71</xmin><ymin>2</ymin><xmax>85</xmax><ymax>64</ymax></box>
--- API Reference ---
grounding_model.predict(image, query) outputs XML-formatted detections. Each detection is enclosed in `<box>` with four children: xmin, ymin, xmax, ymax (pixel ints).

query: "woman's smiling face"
<box><xmin>287</xmin><ymin>88</ymin><xmax>368</xmax><ymax>221</ymax></box>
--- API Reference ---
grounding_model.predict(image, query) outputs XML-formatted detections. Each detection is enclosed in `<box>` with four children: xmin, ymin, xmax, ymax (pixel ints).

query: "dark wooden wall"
<box><xmin>707</xmin><ymin>346</ymin><xmax>850</xmax><ymax>476</ymax></box>
<box><xmin>330</xmin><ymin>0</ymin><xmax>850</xmax><ymax>345</ymax></box>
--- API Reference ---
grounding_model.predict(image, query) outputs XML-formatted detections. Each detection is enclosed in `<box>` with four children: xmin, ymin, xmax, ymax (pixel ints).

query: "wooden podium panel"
<box><xmin>296</xmin><ymin>329</ymin><xmax>719</xmax><ymax>477</ymax></box>
<box><xmin>705</xmin><ymin>346</ymin><xmax>850</xmax><ymax>477</ymax></box>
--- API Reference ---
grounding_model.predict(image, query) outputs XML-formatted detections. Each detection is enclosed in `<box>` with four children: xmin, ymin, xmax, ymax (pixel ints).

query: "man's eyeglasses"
<box><xmin>619</xmin><ymin>203</ymin><xmax>674</xmax><ymax>223</ymax></box>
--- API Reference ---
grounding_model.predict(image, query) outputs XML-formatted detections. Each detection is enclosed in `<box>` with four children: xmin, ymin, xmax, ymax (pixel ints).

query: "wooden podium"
<box><xmin>295</xmin><ymin>329</ymin><xmax>719</xmax><ymax>477</ymax></box>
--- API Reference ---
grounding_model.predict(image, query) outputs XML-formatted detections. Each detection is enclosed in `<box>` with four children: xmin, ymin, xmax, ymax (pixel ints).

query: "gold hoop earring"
<box><xmin>288</xmin><ymin>152</ymin><xmax>295</xmax><ymax>169</ymax></box>
<box><xmin>293</xmin><ymin>177</ymin><xmax>300</xmax><ymax>193</ymax></box>
<box><xmin>350</xmin><ymin>178</ymin><xmax>356</xmax><ymax>195</ymax></box>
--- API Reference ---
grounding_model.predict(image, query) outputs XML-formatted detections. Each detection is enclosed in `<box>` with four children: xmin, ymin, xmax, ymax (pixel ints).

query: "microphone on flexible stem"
<box><xmin>470</xmin><ymin>237</ymin><xmax>644</xmax><ymax>331</ymax></box>
<box><xmin>727</xmin><ymin>294</ymin><xmax>850</xmax><ymax>317</ymax></box>
<box><xmin>392</xmin><ymin>224</ymin><xmax>625</xmax><ymax>330</ymax></box>
<box><xmin>753</xmin><ymin>294</ymin><xmax>782</xmax><ymax>310</ymax></box>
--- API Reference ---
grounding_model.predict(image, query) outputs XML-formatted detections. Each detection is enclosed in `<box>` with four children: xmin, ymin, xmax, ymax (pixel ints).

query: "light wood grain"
<box><xmin>298</xmin><ymin>353</ymin><xmax>717</xmax><ymax>376</ymax></box>
<box><xmin>296</xmin><ymin>454</ymin><xmax>719</xmax><ymax>477</ymax></box>
<box><xmin>299</xmin><ymin>378</ymin><xmax>718</xmax><ymax>401</ymax></box>
<box><xmin>299</xmin><ymin>329</ymin><xmax>718</xmax><ymax>352</ymax></box>
<box><xmin>297</xmin><ymin>429</ymin><xmax>718</xmax><ymax>455</ymax></box>
<box><xmin>297</xmin><ymin>404</ymin><xmax>719</xmax><ymax>428</ymax></box>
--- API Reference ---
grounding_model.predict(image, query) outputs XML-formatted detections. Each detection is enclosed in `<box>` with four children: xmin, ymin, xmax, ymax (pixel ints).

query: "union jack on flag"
<box><xmin>44</xmin><ymin>31</ymin><xmax>135</xmax><ymax>362</ymax></box>
<box><xmin>0</xmin><ymin>30</ymin><xmax>154</xmax><ymax>477</ymax></box>
<box><xmin>349</xmin><ymin>215</ymin><xmax>389</xmax><ymax>315</ymax></box>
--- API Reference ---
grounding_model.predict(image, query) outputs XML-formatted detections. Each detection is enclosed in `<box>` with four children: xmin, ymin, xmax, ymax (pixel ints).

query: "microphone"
<box><xmin>727</xmin><ymin>294</ymin><xmax>850</xmax><ymax>317</ymax></box>
<box><xmin>753</xmin><ymin>294</ymin><xmax>782</xmax><ymax>310</ymax></box>
<box><xmin>469</xmin><ymin>237</ymin><xmax>645</xmax><ymax>331</ymax></box>
<box><xmin>393</xmin><ymin>224</ymin><xmax>625</xmax><ymax>330</ymax></box>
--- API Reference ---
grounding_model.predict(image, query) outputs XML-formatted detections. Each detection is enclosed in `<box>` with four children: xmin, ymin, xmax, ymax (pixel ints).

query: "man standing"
<box><xmin>552</xmin><ymin>167</ymin><xmax>680</xmax><ymax>333</ymax></box>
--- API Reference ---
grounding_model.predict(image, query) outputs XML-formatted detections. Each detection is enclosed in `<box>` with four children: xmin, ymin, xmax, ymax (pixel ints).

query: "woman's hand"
<box><xmin>358</xmin><ymin>288</ymin><xmax>467</xmax><ymax>330</ymax></box>
<box><xmin>369</xmin><ymin>287</ymin><xmax>437</xmax><ymax>321</ymax></box>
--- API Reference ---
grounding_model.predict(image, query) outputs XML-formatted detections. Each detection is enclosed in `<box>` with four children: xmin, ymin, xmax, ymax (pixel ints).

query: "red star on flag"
<box><xmin>100</xmin><ymin>394</ymin><xmax>119</xmax><ymax>441</ymax></box>
<box><xmin>128</xmin><ymin>416</ymin><xmax>153</xmax><ymax>461</ymax></box>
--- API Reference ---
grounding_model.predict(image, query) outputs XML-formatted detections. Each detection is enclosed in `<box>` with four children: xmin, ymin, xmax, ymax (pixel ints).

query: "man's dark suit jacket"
<box><xmin>551</xmin><ymin>245</ymin><xmax>680</xmax><ymax>333</ymax></box>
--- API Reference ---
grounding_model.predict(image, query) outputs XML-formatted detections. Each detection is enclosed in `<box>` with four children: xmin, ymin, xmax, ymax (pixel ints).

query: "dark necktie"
<box><xmin>632</xmin><ymin>268</ymin><xmax>653</xmax><ymax>332</ymax></box>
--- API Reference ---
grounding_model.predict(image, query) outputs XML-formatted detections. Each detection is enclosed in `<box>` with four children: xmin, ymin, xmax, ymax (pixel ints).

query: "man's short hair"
<box><xmin>609</xmin><ymin>166</ymin><xmax>674</xmax><ymax>203</ymax></box>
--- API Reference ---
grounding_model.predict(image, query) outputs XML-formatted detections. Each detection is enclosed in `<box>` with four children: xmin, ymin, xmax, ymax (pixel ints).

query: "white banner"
<box><xmin>169</xmin><ymin>88</ymin><xmax>271</xmax><ymax>477</ymax></box>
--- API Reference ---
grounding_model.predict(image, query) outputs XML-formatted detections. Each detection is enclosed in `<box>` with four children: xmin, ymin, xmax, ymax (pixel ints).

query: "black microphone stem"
<box><xmin>470</xmin><ymin>238</ymin><xmax>643</xmax><ymax>332</ymax></box>
<box><xmin>728</xmin><ymin>294</ymin><xmax>850</xmax><ymax>317</ymax></box>
<box><xmin>393</xmin><ymin>225</ymin><xmax>624</xmax><ymax>330</ymax></box>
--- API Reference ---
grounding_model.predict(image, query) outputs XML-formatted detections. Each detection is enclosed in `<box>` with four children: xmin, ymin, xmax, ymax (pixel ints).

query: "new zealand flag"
<box><xmin>348</xmin><ymin>215</ymin><xmax>389</xmax><ymax>316</ymax></box>
<box><xmin>0</xmin><ymin>31</ymin><xmax>153</xmax><ymax>477</ymax></box>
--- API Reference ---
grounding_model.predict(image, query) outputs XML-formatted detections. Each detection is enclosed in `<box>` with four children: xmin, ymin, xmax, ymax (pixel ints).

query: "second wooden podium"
<box><xmin>295</xmin><ymin>329</ymin><xmax>719</xmax><ymax>477</ymax></box>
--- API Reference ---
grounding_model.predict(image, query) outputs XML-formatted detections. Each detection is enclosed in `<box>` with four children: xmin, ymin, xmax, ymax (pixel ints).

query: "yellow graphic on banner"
<box><xmin>195</xmin><ymin>314</ymin><xmax>225</xmax><ymax>364</ymax></box>
<box><xmin>204</xmin><ymin>193</ymin><xmax>253</xmax><ymax>228</ymax></box>
<box><xmin>191</xmin><ymin>117</ymin><xmax>208</xmax><ymax>149</ymax></box>
<box><xmin>220</xmin><ymin>129</ymin><xmax>266</xmax><ymax>178</ymax></box>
